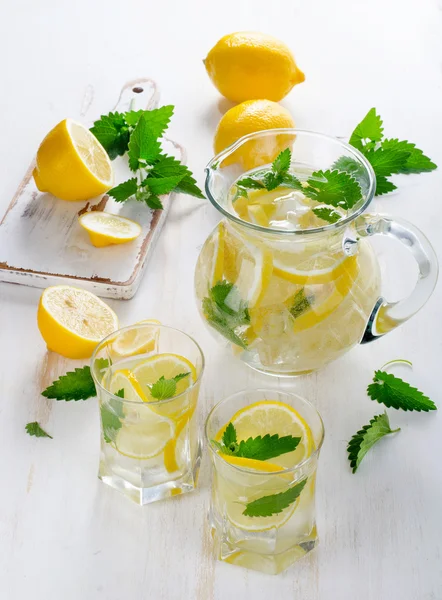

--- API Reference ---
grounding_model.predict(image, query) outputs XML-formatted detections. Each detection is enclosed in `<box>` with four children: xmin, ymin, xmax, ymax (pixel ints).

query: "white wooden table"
<box><xmin>1</xmin><ymin>1</ymin><xmax>441</xmax><ymax>598</ymax></box>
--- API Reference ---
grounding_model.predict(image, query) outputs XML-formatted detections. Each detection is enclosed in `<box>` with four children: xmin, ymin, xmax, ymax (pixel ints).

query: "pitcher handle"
<box><xmin>353</xmin><ymin>214</ymin><xmax>438</xmax><ymax>343</ymax></box>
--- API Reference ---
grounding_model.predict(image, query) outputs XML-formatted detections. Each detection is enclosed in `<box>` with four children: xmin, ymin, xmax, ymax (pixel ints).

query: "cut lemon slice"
<box><xmin>79</xmin><ymin>211</ymin><xmax>141</xmax><ymax>247</ymax></box>
<box><xmin>109</xmin><ymin>371</ymin><xmax>143</xmax><ymax>402</ymax></box>
<box><xmin>111</xmin><ymin>320</ymin><xmax>160</xmax><ymax>358</ymax></box>
<box><xmin>37</xmin><ymin>285</ymin><xmax>118</xmax><ymax>359</ymax></box>
<box><xmin>115</xmin><ymin>417</ymin><xmax>175</xmax><ymax>459</ymax></box>
<box><xmin>33</xmin><ymin>119</ymin><xmax>113</xmax><ymax>201</ymax></box>
<box><xmin>273</xmin><ymin>251</ymin><xmax>354</xmax><ymax>285</ymax></box>
<box><xmin>211</xmin><ymin>222</ymin><xmax>225</xmax><ymax>286</ymax></box>
<box><xmin>216</xmin><ymin>400</ymin><xmax>313</xmax><ymax>469</ymax></box>
<box><xmin>132</xmin><ymin>353</ymin><xmax>196</xmax><ymax>401</ymax></box>
<box><xmin>221</xmin><ymin>455</ymin><xmax>284</xmax><ymax>472</ymax></box>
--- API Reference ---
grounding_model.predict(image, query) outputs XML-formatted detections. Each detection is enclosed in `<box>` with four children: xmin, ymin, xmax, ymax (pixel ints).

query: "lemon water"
<box><xmin>195</xmin><ymin>179</ymin><xmax>381</xmax><ymax>375</ymax></box>
<box><xmin>91</xmin><ymin>324</ymin><xmax>203</xmax><ymax>505</ymax></box>
<box><xmin>206</xmin><ymin>391</ymin><xmax>324</xmax><ymax>575</ymax></box>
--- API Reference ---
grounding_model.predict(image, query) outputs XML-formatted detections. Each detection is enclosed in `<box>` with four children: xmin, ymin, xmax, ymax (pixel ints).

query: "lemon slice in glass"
<box><xmin>111</xmin><ymin>320</ymin><xmax>160</xmax><ymax>358</ymax></box>
<box><xmin>79</xmin><ymin>212</ymin><xmax>141</xmax><ymax>247</ymax></box>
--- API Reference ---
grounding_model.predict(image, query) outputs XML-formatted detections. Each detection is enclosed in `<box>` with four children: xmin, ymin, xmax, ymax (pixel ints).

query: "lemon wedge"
<box><xmin>37</xmin><ymin>285</ymin><xmax>118</xmax><ymax>359</ymax></box>
<box><xmin>33</xmin><ymin>119</ymin><xmax>113</xmax><ymax>201</ymax></box>
<box><xmin>79</xmin><ymin>212</ymin><xmax>141</xmax><ymax>247</ymax></box>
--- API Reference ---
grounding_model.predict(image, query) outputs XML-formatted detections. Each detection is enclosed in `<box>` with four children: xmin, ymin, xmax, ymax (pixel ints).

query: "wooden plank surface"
<box><xmin>0</xmin><ymin>0</ymin><xmax>441</xmax><ymax>599</ymax></box>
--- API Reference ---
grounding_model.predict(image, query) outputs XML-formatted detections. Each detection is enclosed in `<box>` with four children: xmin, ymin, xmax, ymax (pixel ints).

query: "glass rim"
<box><xmin>204</xmin><ymin>388</ymin><xmax>325</xmax><ymax>475</ymax></box>
<box><xmin>205</xmin><ymin>128</ymin><xmax>376</xmax><ymax>236</ymax></box>
<box><xmin>90</xmin><ymin>323</ymin><xmax>205</xmax><ymax>406</ymax></box>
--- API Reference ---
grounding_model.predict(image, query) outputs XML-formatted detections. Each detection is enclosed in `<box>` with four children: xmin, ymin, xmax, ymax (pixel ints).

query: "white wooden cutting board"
<box><xmin>0</xmin><ymin>77</ymin><xmax>184</xmax><ymax>299</ymax></box>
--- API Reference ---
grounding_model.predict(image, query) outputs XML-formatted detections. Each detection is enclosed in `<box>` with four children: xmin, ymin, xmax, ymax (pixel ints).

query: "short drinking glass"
<box><xmin>91</xmin><ymin>323</ymin><xmax>204</xmax><ymax>505</ymax></box>
<box><xmin>205</xmin><ymin>389</ymin><xmax>324</xmax><ymax>574</ymax></box>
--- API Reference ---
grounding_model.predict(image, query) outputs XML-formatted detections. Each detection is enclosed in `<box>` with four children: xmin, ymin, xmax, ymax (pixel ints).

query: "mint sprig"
<box><xmin>42</xmin><ymin>366</ymin><xmax>97</xmax><ymax>401</ymax></box>
<box><xmin>367</xmin><ymin>370</ymin><xmax>436</xmax><ymax>412</ymax></box>
<box><xmin>91</xmin><ymin>106</ymin><xmax>204</xmax><ymax>210</ymax></box>
<box><xmin>243</xmin><ymin>478</ymin><xmax>307</xmax><ymax>517</ymax></box>
<box><xmin>202</xmin><ymin>280</ymin><xmax>250</xmax><ymax>349</ymax></box>
<box><xmin>347</xmin><ymin>412</ymin><xmax>400</xmax><ymax>473</ymax></box>
<box><xmin>148</xmin><ymin>372</ymin><xmax>190</xmax><ymax>400</ymax></box>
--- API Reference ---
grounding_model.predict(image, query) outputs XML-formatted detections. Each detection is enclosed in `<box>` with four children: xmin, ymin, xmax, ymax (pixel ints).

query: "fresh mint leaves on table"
<box><xmin>243</xmin><ymin>478</ymin><xmax>308</xmax><ymax>517</ymax></box>
<box><xmin>367</xmin><ymin>370</ymin><xmax>436</xmax><ymax>412</ymax></box>
<box><xmin>42</xmin><ymin>366</ymin><xmax>97</xmax><ymax>401</ymax></box>
<box><xmin>347</xmin><ymin>412</ymin><xmax>400</xmax><ymax>474</ymax></box>
<box><xmin>25</xmin><ymin>422</ymin><xmax>53</xmax><ymax>439</ymax></box>
<box><xmin>91</xmin><ymin>106</ymin><xmax>204</xmax><ymax>210</ymax></box>
<box><xmin>202</xmin><ymin>280</ymin><xmax>250</xmax><ymax>349</ymax></box>
<box><xmin>148</xmin><ymin>372</ymin><xmax>190</xmax><ymax>400</ymax></box>
<box><xmin>101</xmin><ymin>389</ymin><xmax>125</xmax><ymax>444</ymax></box>
<box><xmin>213</xmin><ymin>421</ymin><xmax>301</xmax><ymax>462</ymax></box>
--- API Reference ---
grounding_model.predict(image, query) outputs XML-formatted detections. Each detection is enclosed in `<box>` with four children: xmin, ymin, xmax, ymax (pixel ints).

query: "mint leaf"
<box><xmin>108</xmin><ymin>178</ymin><xmax>138</xmax><ymax>202</ymax></box>
<box><xmin>281</xmin><ymin>173</ymin><xmax>304</xmax><ymax>190</ymax></box>
<box><xmin>272</xmin><ymin>148</ymin><xmax>291</xmax><ymax>175</ymax></box>
<box><xmin>374</xmin><ymin>176</ymin><xmax>397</xmax><ymax>196</ymax></box>
<box><xmin>222</xmin><ymin>422</ymin><xmax>237</xmax><ymax>447</ymax></box>
<box><xmin>202</xmin><ymin>297</ymin><xmax>248</xmax><ymax>349</ymax></box>
<box><xmin>312</xmin><ymin>207</ymin><xmax>342</xmax><ymax>224</ymax></box>
<box><xmin>100</xmin><ymin>398</ymin><xmax>124</xmax><ymax>444</ymax></box>
<box><xmin>144</xmin><ymin>175</ymin><xmax>185</xmax><ymax>196</ymax></box>
<box><xmin>306</xmin><ymin>169</ymin><xmax>362</xmax><ymax>210</ymax></box>
<box><xmin>90</xmin><ymin>112</ymin><xmax>130</xmax><ymax>159</ymax></box>
<box><xmin>263</xmin><ymin>171</ymin><xmax>283</xmax><ymax>191</ymax></box>
<box><xmin>349</xmin><ymin>108</ymin><xmax>384</xmax><ymax>151</ymax></box>
<box><xmin>124</xmin><ymin>105</ymin><xmax>174</xmax><ymax>137</ymax></box>
<box><xmin>149</xmin><ymin>372</ymin><xmax>190</xmax><ymax>400</ymax></box>
<box><xmin>243</xmin><ymin>478</ymin><xmax>307</xmax><ymax>517</ymax></box>
<box><xmin>145</xmin><ymin>195</ymin><xmax>164</xmax><ymax>210</ymax></box>
<box><xmin>237</xmin><ymin>433</ymin><xmax>301</xmax><ymax>461</ymax></box>
<box><xmin>236</xmin><ymin>177</ymin><xmax>265</xmax><ymax>190</ymax></box>
<box><xmin>174</xmin><ymin>173</ymin><xmax>205</xmax><ymax>199</ymax></box>
<box><xmin>128</xmin><ymin>114</ymin><xmax>161</xmax><ymax>171</ymax></box>
<box><xmin>42</xmin><ymin>366</ymin><xmax>96</xmax><ymax>401</ymax></box>
<box><xmin>289</xmin><ymin>288</ymin><xmax>313</xmax><ymax>319</ymax></box>
<box><xmin>367</xmin><ymin>370</ymin><xmax>436</xmax><ymax>412</ymax></box>
<box><xmin>347</xmin><ymin>412</ymin><xmax>400</xmax><ymax>473</ymax></box>
<box><xmin>25</xmin><ymin>422</ymin><xmax>53</xmax><ymax>439</ymax></box>
<box><xmin>115</xmin><ymin>389</ymin><xmax>125</xmax><ymax>399</ymax></box>
<box><xmin>150</xmin><ymin>154</ymin><xmax>204</xmax><ymax>199</ymax></box>
<box><xmin>363</xmin><ymin>145</ymin><xmax>411</xmax><ymax>177</ymax></box>
<box><xmin>380</xmin><ymin>138</ymin><xmax>436</xmax><ymax>174</ymax></box>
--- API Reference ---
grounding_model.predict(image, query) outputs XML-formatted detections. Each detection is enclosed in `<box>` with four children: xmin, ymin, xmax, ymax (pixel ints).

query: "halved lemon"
<box><xmin>111</xmin><ymin>320</ymin><xmax>160</xmax><ymax>358</ymax></box>
<box><xmin>33</xmin><ymin>119</ymin><xmax>113</xmax><ymax>201</ymax></box>
<box><xmin>79</xmin><ymin>212</ymin><xmax>141</xmax><ymax>247</ymax></box>
<box><xmin>37</xmin><ymin>285</ymin><xmax>118</xmax><ymax>359</ymax></box>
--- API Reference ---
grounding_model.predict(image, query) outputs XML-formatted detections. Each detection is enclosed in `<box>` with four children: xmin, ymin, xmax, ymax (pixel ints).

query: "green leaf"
<box><xmin>374</xmin><ymin>176</ymin><xmax>397</xmax><ymax>196</ymax></box>
<box><xmin>363</xmin><ymin>145</ymin><xmax>411</xmax><ymax>177</ymax></box>
<box><xmin>90</xmin><ymin>112</ymin><xmax>130</xmax><ymax>159</ymax></box>
<box><xmin>347</xmin><ymin>412</ymin><xmax>400</xmax><ymax>473</ymax></box>
<box><xmin>124</xmin><ymin>105</ymin><xmax>174</xmax><ymax>137</ymax></box>
<box><xmin>115</xmin><ymin>389</ymin><xmax>125</xmax><ymax>399</ymax></box>
<box><xmin>144</xmin><ymin>175</ymin><xmax>185</xmax><ymax>196</ymax></box>
<box><xmin>306</xmin><ymin>169</ymin><xmax>362</xmax><ymax>210</ymax></box>
<box><xmin>202</xmin><ymin>297</ymin><xmax>248</xmax><ymax>349</ymax></box>
<box><xmin>174</xmin><ymin>173</ymin><xmax>205</xmax><ymax>199</ymax></box>
<box><xmin>149</xmin><ymin>372</ymin><xmax>190</xmax><ymax>400</ymax></box>
<box><xmin>380</xmin><ymin>138</ymin><xmax>437</xmax><ymax>174</ymax></box>
<box><xmin>42</xmin><ymin>366</ymin><xmax>96</xmax><ymax>401</ymax></box>
<box><xmin>349</xmin><ymin>108</ymin><xmax>384</xmax><ymax>151</ymax></box>
<box><xmin>237</xmin><ymin>433</ymin><xmax>301</xmax><ymax>461</ymax></box>
<box><xmin>222</xmin><ymin>422</ymin><xmax>237</xmax><ymax>446</ymax></box>
<box><xmin>25</xmin><ymin>422</ymin><xmax>53</xmax><ymax>439</ymax></box>
<box><xmin>367</xmin><ymin>370</ymin><xmax>436</xmax><ymax>412</ymax></box>
<box><xmin>281</xmin><ymin>173</ymin><xmax>304</xmax><ymax>190</ymax></box>
<box><xmin>289</xmin><ymin>288</ymin><xmax>313</xmax><ymax>319</ymax></box>
<box><xmin>272</xmin><ymin>148</ymin><xmax>291</xmax><ymax>175</ymax></box>
<box><xmin>145</xmin><ymin>195</ymin><xmax>164</xmax><ymax>210</ymax></box>
<box><xmin>128</xmin><ymin>114</ymin><xmax>161</xmax><ymax>171</ymax></box>
<box><xmin>263</xmin><ymin>171</ymin><xmax>283</xmax><ymax>191</ymax></box>
<box><xmin>312</xmin><ymin>207</ymin><xmax>342</xmax><ymax>224</ymax></box>
<box><xmin>236</xmin><ymin>177</ymin><xmax>265</xmax><ymax>190</ymax></box>
<box><xmin>100</xmin><ymin>399</ymin><xmax>124</xmax><ymax>444</ymax></box>
<box><xmin>243</xmin><ymin>478</ymin><xmax>308</xmax><ymax>517</ymax></box>
<box><xmin>108</xmin><ymin>178</ymin><xmax>138</xmax><ymax>202</ymax></box>
<box><xmin>150</xmin><ymin>154</ymin><xmax>204</xmax><ymax>198</ymax></box>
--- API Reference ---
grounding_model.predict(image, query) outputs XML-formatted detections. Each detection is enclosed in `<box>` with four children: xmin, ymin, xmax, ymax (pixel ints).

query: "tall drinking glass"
<box><xmin>91</xmin><ymin>323</ymin><xmax>204</xmax><ymax>505</ymax></box>
<box><xmin>205</xmin><ymin>389</ymin><xmax>324</xmax><ymax>574</ymax></box>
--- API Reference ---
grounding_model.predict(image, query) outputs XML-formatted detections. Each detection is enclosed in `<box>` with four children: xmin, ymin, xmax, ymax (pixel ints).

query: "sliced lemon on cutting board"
<box><xmin>37</xmin><ymin>285</ymin><xmax>118</xmax><ymax>359</ymax></box>
<box><xmin>79</xmin><ymin>211</ymin><xmax>141</xmax><ymax>247</ymax></box>
<box><xmin>33</xmin><ymin>119</ymin><xmax>113</xmax><ymax>201</ymax></box>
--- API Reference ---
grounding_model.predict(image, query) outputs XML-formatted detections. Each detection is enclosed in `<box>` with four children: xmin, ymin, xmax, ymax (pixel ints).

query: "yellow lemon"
<box><xmin>33</xmin><ymin>119</ymin><xmax>113</xmax><ymax>201</ymax></box>
<box><xmin>204</xmin><ymin>32</ymin><xmax>305</xmax><ymax>103</ymax></box>
<box><xmin>79</xmin><ymin>211</ymin><xmax>141</xmax><ymax>247</ymax></box>
<box><xmin>37</xmin><ymin>285</ymin><xmax>119</xmax><ymax>359</ymax></box>
<box><xmin>213</xmin><ymin>100</ymin><xmax>295</xmax><ymax>169</ymax></box>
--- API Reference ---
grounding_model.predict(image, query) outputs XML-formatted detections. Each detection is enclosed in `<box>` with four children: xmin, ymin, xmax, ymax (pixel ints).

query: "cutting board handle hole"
<box><xmin>132</xmin><ymin>87</ymin><xmax>144</xmax><ymax>93</ymax></box>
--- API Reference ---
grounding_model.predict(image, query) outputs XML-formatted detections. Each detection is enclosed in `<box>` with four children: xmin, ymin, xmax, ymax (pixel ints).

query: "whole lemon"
<box><xmin>204</xmin><ymin>32</ymin><xmax>305</xmax><ymax>103</ymax></box>
<box><xmin>214</xmin><ymin>99</ymin><xmax>295</xmax><ymax>168</ymax></box>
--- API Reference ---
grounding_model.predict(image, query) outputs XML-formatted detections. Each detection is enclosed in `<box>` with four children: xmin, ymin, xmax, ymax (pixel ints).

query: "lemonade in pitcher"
<box><xmin>194</xmin><ymin>129</ymin><xmax>438</xmax><ymax>376</ymax></box>
<box><xmin>91</xmin><ymin>323</ymin><xmax>204</xmax><ymax>505</ymax></box>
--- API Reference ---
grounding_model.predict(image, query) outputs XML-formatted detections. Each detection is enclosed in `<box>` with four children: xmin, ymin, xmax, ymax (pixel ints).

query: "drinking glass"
<box><xmin>205</xmin><ymin>389</ymin><xmax>324</xmax><ymax>575</ymax></box>
<box><xmin>91</xmin><ymin>323</ymin><xmax>204</xmax><ymax>505</ymax></box>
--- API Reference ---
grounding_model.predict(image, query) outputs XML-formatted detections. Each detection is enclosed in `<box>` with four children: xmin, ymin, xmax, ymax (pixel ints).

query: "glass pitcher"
<box><xmin>194</xmin><ymin>130</ymin><xmax>438</xmax><ymax>376</ymax></box>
